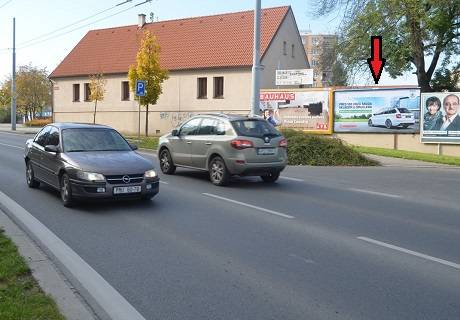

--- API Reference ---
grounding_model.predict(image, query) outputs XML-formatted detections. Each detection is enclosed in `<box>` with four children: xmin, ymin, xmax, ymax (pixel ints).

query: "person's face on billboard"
<box><xmin>443</xmin><ymin>95</ymin><xmax>459</xmax><ymax>117</ymax></box>
<box><xmin>428</xmin><ymin>102</ymin><xmax>440</xmax><ymax>115</ymax></box>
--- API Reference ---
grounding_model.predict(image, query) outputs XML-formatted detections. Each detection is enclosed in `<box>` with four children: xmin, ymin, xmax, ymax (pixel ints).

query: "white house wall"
<box><xmin>53</xmin><ymin>69</ymin><xmax>253</xmax><ymax>135</ymax></box>
<box><xmin>260</xmin><ymin>10</ymin><xmax>309</xmax><ymax>89</ymax></box>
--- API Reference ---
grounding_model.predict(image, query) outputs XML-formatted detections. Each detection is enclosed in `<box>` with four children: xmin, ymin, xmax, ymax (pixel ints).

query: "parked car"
<box><xmin>158</xmin><ymin>114</ymin><xmax>288</xmax><ymax>186</ymax></box>
<box><xmin>24</xmin><ymin>123</ymin><xmax>159</xmax><ymax>207</ymax></box>
<box><xmin>368</xmin><ymin>107</ymin><xmax>415</xmax><ymax>129</ymax></box>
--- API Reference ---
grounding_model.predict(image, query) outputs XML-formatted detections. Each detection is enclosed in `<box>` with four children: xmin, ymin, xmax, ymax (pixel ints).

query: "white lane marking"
<box><xmin>0</xmin><ymin>190</ymin><xmax>146</xmax><ymax>320</ymax></box>
<box><xmin>0</xmin><ymin>142</ymin><xmax>23</xmax><ymax>150</ymax></box>
<box><xmin>159</xmin><ymin>181</ymin><xmax>169</xmax><ymax>184</ymax></box>
<box><xmin>358</xmin><ymin>236</ymin><xmax>460</xmax><ymax>271</ymax></box>
<box><xmin>202</xmin><ymin>193</ymin><xmax>295</xmax><ymax>219</ymax></box>
<box><xmin>350</xmin><ymin>188</ymin><xmax>401</xmax><ymax>199</ymax></box>
<box><xmin>280</xmin><ymin>176</ymin><xmax>304</xmax><ymax>182</ymax></box>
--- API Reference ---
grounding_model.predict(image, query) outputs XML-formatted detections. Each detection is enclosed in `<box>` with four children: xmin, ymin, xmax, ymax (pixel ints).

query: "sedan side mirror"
<box><xmin>171</xmin><ymin>129</ymin><xmax>179</xmax><ymax>136</ymax></box>
<box><xmin>44</xmin><ymin>145</ymin><xmax>60</xmax><ymax>153</ymax></box>
<box><xmin>130</xmin><ymin>143</ymin><xmax>138</xmax><ymax>151</ymax></box>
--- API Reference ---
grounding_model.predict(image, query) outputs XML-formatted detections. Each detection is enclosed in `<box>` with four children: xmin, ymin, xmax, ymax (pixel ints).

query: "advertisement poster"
<box><xmin>421</xmin><ymin>92</ymin><xmax>460</xmax><ymax>144</ymax></box>
<box><xmin>259</xmin><ymin>89</ymin><xmax>332</xmax><ymax>134</ymax></box>
<box><xmin>334</xmin><ymin>88</ymin><xmax>420</xmax><ymax>133</ymax></box>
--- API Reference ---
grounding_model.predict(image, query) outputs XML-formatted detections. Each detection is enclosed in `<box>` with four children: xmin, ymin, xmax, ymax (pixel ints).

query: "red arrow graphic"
<box><xmin>367</xmin><ymin>36</ymin><xmax>385</xmax><ymax>84</ymax></box>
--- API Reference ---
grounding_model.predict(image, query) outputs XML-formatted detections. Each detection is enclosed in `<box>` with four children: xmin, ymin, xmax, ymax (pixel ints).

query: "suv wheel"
<box><xmin>209</xmin><ymin>156</ymin><xmax>230</xmax><ymax>186</ymax></box>
<box><xmin>261</xmin><ymin>171</ymin><xmax>280</xmax><ymax>183</ymax></box>
<box><xmin>368</xmin><ymin>119</ymin><xmax>373</xmax><ymax>127</ymax></box>
<box><xmin>26</xmin><ymin>162</ymin><xmax>40</xmax><ymax>188</ymax></box>
<box><xmin>402</xmin><ymin>124</ymin><xmax>410</xmax><ymax>128</ymax></box>
<box><xmin>385</xmin><ymin>119</ymin><xmax>392</xmax><ymax>129</ymax></box>
<box><xmin>159</xmin><ymin>149</ymin><xmax>176</xmax><ymax>174</ymax></box>
<box><xmin>60</xmin><ymin>173</ymin><xmax>75</xmax><ymax>207</ymax></box>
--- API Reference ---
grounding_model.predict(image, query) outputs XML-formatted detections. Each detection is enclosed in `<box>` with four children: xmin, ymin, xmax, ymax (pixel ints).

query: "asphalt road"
<box><xmin>0</xmin><ymin>131</ymin><xmax>459</xmax><ymax>320</ymax></box>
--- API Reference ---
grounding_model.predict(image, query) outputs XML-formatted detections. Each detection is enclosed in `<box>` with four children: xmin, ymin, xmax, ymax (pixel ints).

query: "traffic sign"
<box><xmin>136</xmin><ymin>80</ymin><xmax>146</xmax><ymax>97</ymax></box>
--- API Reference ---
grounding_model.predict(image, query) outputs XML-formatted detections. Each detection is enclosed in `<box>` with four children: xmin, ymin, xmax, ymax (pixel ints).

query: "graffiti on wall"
<box><xmin>159</xmin><ymin>112</ymin><xmax>197</xmax><ymax>127</ymax></box>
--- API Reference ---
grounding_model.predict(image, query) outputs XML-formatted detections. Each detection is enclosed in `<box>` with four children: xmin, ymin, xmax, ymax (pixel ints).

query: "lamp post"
<box><xmin>250</xmin><ymin>0</ymin><xmax>261</xmax><ymax>117</ymax></box>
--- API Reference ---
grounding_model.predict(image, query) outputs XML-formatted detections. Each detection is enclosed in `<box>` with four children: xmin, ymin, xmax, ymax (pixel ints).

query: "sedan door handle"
<box><xmin>187</xmin><ymin>141</ymin><xmax>192</xmax><ymax>144</ymax></box>
<box><xmin>205</xmin><ymin>142</ymin><xmax>212</xmax><ymax>145</ymax></box>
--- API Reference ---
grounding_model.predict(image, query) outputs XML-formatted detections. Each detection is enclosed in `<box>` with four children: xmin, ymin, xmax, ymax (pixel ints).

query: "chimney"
<box><xmin>138</xmin><ymin>14</ymin><xmax>146</xmax><ymax>28</ymax></box>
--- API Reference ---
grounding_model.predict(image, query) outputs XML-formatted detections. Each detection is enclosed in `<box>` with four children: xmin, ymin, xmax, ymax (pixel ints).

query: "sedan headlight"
<box><xmin>76</xmin><ymin>171</ymin><xmax>105</xmax><ymax>182</ymax></box>
<box><xmin>144</xmin><ymin>169</ymin><xmax>157</xmax><ymax>178</ymax></box>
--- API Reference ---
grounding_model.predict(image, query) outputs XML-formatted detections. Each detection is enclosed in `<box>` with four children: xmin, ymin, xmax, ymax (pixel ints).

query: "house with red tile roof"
<box><xmin>50</xmin><ymin>6</ymin><xmax>309</xmax><ymax>135</ymax></box>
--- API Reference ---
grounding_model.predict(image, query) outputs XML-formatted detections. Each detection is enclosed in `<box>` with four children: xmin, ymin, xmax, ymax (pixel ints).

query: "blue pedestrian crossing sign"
<box><xmin>136</xmin><ymin>80</ymin><xmax>146</xmax><ymax>97</ymax></box>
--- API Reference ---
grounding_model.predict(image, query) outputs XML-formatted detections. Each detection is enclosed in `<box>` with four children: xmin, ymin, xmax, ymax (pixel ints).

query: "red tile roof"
<box><xmin>50</xmin><ymin>6</ymin><xmax>290</xmax><ymax>78</ymax></box>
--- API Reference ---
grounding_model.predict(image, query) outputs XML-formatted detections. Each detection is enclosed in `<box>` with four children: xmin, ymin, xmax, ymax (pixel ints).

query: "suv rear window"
<box><xmin>397</xmin><ymin>108</ymin><xmax>410</xmax><ymax>113</ymax></box>
<box><xmin>231</xmin><ymin>119</ymin><xmax>281</xmax><ymax>138</ymax></box>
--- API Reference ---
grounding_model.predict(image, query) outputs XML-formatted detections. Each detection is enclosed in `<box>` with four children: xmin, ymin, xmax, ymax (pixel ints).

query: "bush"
<box><xmin>0</xmin><ymin>108</ymin><xmax>11</xmax><ymax>123</ymax></box>
<box><xmin>280</xmin><ymin>129</ymin><xmax>378</xmax><ymax>166</ymax></box>
<box><xmin>24</xmin><ymin>118</ymin><xmax>52</xmax><ymax>127</ymax></box>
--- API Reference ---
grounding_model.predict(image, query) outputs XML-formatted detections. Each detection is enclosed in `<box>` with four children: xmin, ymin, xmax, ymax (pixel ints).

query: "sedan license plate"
<box><xmin>113</xmin><ymin>186</ymin><xmax>141</xmax><ymax>195</ymax></box>
<box><xmin>405</xmin><ymin>115</ymin><xmax>411</xmax><ymax>118</ymax></box>
<box><xmin>257</xmin><ymin>148</ymin><xmax>276</xmax><ymax>155</ymax></box>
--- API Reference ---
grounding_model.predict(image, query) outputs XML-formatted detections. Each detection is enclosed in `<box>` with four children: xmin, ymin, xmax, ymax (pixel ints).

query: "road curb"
<box><xmin>0</xmin><ymin>209</ymin><xmax>98</xmax><ymax>320</ymax></box>
<box><xmin>0</xmin><ymin>190</ymin><xmax>147</xmax><ymax>320</ymax></box>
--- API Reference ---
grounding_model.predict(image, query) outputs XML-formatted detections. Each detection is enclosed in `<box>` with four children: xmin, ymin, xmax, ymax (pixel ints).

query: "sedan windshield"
<box><xmin>62</xmin><ymin>128</ymin><xmax>132</xmax><ymax>152</ymax></box>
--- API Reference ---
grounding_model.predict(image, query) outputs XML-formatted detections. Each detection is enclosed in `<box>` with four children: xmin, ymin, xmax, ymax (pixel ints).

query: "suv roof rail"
<box><xmin>197</xmin><ymin>112</ymin><xmax>231</xmax><ymax>118</ymax></box>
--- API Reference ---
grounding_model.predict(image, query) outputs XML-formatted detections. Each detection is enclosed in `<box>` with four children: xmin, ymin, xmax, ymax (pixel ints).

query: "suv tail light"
<box><xmin>396</xmin><ymin>114</ymin><xmax>402</xmax><ymax>118</ymax></box>
<box><xmin>231</xmin><ymin>139</ymin><xmax>254</xmax><ymax>150</ymax></box>
<box><xmin>279</xmin><ymin>138</ymin><xmax>288</xmax><ymax>148</ymax></box>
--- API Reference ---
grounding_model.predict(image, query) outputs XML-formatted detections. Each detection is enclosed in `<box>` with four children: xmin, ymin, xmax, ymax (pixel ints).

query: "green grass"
<box><xmin>281</xmin><ymin>129</ymin><xmax>378</xmax><ymax>166</ymax></box>
<box><xmin>0</xmin><ymin>228</ymin><xmax>65</xmax><ymax>320</ymax></box>
<box><xmin>126</xmin><ymin>136</ymin><xmax>159</xmax><ymax>150</ymax></box>
<box><xmin>353</xmin><ymin>146</ymin><xmax>460</xmax><ymax>166</ymax></box>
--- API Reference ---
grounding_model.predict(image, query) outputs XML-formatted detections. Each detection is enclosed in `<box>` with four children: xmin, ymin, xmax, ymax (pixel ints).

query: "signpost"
<box><xmin>275</xmin><ymin>69</ymin><xmax>313</xmax><ymax>86</ymax></box>
<box><xmin>135</xmin><ymin>80</ymin><xmax>146</xmax><ymax>140</ymax></box>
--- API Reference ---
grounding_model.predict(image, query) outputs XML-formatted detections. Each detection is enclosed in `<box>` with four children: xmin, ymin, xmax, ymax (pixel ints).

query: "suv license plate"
<box><xmin>113</xmin><ymin>186</ymin><xmax>141</xmax><ymax>194</ymax></box>
<box><xmin>257</xmin><ymin>148</ymin><xmax>276</xmax><ymax>155</ymax></box>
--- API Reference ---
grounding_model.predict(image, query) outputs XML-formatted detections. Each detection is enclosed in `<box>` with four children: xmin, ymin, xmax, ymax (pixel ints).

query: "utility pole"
<box><xmin>250</xmin><ymin>0</ymin><xmax>261</xmax><ymax>117</ymax></box>
<box><xmin>11</xmin><ymin>17</ymin><xmax>16</xmax><ymax>130</ymax></box>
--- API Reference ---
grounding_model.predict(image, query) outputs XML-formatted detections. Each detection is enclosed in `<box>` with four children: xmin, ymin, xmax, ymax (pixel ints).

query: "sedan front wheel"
<box><xmin>26</xmin><ymin>161</ymin><xmax>40</xmax><ymax>188</ymax></box>
<box><xmin>60</xmin><ymin>173</ymin><xmax>75</xmax><ymax>207</ymax></box>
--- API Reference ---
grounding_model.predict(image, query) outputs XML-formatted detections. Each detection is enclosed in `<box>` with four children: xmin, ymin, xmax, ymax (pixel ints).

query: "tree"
<box><xmin>311</xmin><ymin>0</ymin><xmax>460</xmax><ymax>91</ymax></box>
<box><xmin>318</xmin><ymin>43</ymin><xmax>348</xmax><ymax>86</ymax></box>
<box><xmin>89</xmin><ymin>73</ymin><xmax>107</xmax><ymax>124</ymax></box>
<box><xmin>1</xmin><ymin>64</ymin><xmax>51</xmax><ymax>120</ymax></box>
<box><xmin>128</xmin><ymin>31</ymin><xmax>169</xmax><ymax>136</ymax></box>
<box><xmin>431</xmin><ymin>62</ymin><xmax>460</xmax><ymax>91</ymax></box>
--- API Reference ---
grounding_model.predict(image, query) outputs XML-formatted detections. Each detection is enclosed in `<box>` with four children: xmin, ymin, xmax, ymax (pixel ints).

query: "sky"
<box><xmin>0</xmin><ymin>0</ymin><xmax>417</xmax><ymax>86</ymax></box>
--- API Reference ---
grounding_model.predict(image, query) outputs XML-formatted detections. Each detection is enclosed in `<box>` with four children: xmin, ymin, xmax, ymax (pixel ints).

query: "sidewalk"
<box><xmin>0</xmin><ymin>123</ymin><xmax>41</xmax><ymax>134</ymax></box>
<box><xmin>364</xmin><ymin>153</ymin><xmax>460</xmax><ymax>168</ymax></box>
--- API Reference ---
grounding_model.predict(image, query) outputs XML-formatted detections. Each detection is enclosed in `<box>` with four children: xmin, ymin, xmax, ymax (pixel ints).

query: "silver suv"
<box><xmin>158</xmin><ymin>114</ymin><xmax>288</xmax><ymax>186</ymax></box>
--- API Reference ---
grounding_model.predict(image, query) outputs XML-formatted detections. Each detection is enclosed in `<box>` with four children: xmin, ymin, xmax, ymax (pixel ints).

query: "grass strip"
<box><xmin>353</xmin><ymin>146</ymin><xmax>460</xmax><ymax>166</ymax></box>
<box><xmin>0</xmin><ymin>228</ymin><xmax>65</xmax><ymax>320</ymax></box>
<box><xmin>126</xmin><ymin>136</ymin><xmax>159</xmax><ymax>150</ymax></box>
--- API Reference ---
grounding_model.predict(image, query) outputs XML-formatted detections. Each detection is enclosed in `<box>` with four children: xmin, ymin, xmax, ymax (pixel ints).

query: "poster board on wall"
<box><xmin>334</xmin><ymin>88</ymin><xmax>420</xmax><ymax>133</ymax></box>
<box><xmin>421</xmin><ymin>92</ymin><xmax>460</xmax><ymax>144</ymax></box>
<box><xmin>259</xmin><ymin>89</ymin><xmax>332</xmax><ymax>134</ymax></box>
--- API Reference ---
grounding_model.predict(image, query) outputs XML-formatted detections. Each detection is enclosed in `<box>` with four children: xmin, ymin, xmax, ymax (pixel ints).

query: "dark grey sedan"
<box><xmin>24</xmin><ymin>123</ymin><xmax>159</xmax><ymax>207</ymax></box>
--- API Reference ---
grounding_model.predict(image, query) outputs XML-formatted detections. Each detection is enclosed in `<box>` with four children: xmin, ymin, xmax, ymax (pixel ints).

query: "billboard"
<box><xmin>260</xmin><ymin>89</ymin><xmax>332</xmax><ymax>134</ymax></box>
<box><xmin>421</xmin><ymin>92</ymin><xmax>460</xmax><ymax>144</ymax></box>
<box><xmin>275</xmin><ymin>69</ymin><xmax>314</xmax><ymax>85</ymax></box>
<box><xmin>334</xmin><ymin>88</ymin><xmax>420</xmax><ymax>133</ymax></box>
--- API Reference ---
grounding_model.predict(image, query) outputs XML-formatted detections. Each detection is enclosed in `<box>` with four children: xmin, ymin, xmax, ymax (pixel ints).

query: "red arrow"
<box><xmin>367</xmin><ymin>36</ymin><xmax>385</xmax><ymax>84</ymax></box>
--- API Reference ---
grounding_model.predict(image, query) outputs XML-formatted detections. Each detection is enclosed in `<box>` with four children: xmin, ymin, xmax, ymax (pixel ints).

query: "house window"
<box><xmin>213</xmin><ymin>77</ymin><xmax>224</xmax><ymax>99</ymax></box>
<box><xmin>73</xmin><ymin>84</ymin><xmax>80</xmax><ymax>102</ymax></box>
<box><xmin>84</xmin><ymin>83</ymin><xmax>91</xmax><ymax>101</ymax></box>
<box><xmin>291</xmin><ymin>44</ymin><xmax>295</xmax><ymax>58</ymax></box>
<box><xmin>121</xmin><ymin>81</ymin><xmax>130</xmax><ymax>101</ymax></box>
<box><xmin>283</xmin><ymin>41</ymin><xmax>287</xmax><ymax>55</ymax></box>
<box><xmin>197</xmin><ymin>77</ymin><xmax>207</xmax><ymax>99</ymax></box>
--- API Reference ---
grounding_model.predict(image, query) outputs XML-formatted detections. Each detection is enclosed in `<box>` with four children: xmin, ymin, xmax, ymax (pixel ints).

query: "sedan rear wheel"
<box><xmin>60</xmin><ymin>173</ymin><xmax>75</xmax><ymax>207</ymax></box>
<box><xmin>209</xmin><ymin>156</ymin><xmax>230</xmax><ymax>186</ymax></box>
<box><xmin>385</xmin><ymin>119</ymin><xmax>392</xmax><ymax>129</ymax></box>
<box><xmin>26</xmin><ymin>161</ymin><xmax>40</xmax><ymax>188</ymax></box>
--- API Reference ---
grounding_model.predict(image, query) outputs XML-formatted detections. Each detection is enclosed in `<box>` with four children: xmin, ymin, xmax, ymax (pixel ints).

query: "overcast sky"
<box><xmin>0</xmin><ymin>0</ymin><xmax>417</xmax><ymax>85</ymax></box>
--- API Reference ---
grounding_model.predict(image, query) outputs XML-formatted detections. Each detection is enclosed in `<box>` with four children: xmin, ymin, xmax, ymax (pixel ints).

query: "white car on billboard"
<box><xmin>368</xmin><ymin>107</ymin><xmax>415</xmax><ymax>129</ymax></box>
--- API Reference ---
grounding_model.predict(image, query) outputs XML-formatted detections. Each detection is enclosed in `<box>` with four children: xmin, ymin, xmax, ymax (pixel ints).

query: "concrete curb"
<box><xmin>0</xmin><ymin>209</ymin><xmax>98</xmax><ymax>320</ymax></box>
<box><xmin>0</xmin><ymin>190</ymin><xmax>147</xmax><ymax>320</ymax></box>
